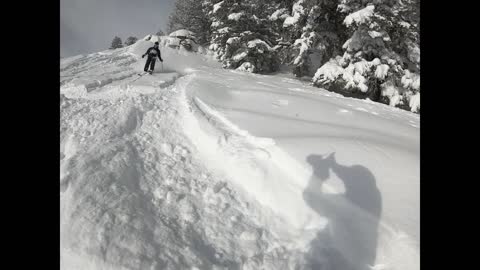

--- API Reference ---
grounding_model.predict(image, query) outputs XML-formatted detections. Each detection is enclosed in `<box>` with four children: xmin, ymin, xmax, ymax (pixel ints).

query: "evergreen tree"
<box><xmin>312</xmin><ymin>0</ymin><xmax>420</xmax><ymax>112</ymax></box>
<box><xmin>109</xmin><ymin>36</ymin><xmax>123</xmax><ymax>49</ymax></box>
<box><xmin>276</xmin><ymin>0</ymin><xmax>346</xmax><ymax>77</ymax></box>
<box><xmin>205</xmin><ymin>0</ymin><xmax>279</xmax><ymax>73</ymax></box>
<box><xmin>168</xmin><ymin>0</ymin><xmax>420</xmax><ymax>111</ymax></box>
<box><xmin>167</xmin><ymin>0</ymin><xmax>210</xmax><ymax>44</ymax></box>
<box><xmin>124</xmin><ymin>36</ymin><xmax>138</xmax><ymax>46</ymax></box>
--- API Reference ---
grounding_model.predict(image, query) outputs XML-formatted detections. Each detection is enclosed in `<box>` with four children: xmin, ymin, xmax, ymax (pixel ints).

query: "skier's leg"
<box><xmin>150</xmin><ymin>59</ymin><xmax>156</xmax><ymax>71</ymax></box>
<box><xmin>144</xmin><ymin>57</ymin><xmax>151</xmax><ymax>72</ymax></box>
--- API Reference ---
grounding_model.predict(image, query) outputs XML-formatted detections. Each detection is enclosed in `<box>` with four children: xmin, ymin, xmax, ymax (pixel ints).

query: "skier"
<box><xmin>142</xmin><ymin>41</ymin><xmax>163</xmax><ymax>74</ymax></box>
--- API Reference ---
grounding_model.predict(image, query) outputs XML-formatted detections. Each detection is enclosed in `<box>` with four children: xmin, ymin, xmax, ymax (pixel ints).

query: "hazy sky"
<box><xmin>61</xmin><ymin>0</ymin><xmax>175</xmax><ymax>57</ymax></box>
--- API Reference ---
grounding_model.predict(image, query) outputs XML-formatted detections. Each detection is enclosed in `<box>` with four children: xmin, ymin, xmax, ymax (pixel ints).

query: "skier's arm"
<box><xmin>157</xmin><ymin>49</ymin><xmax>163</xmax><ymax>62</ymax></box>
<box><xmin>142</xmin><ymin>47</ymin><xmax>151</xmax><ymax>58</ymax></box>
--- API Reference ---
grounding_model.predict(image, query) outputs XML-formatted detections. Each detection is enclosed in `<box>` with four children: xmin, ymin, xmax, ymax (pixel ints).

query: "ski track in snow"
<box><xmin>60</xmin><ymin>40</ymin><xmax>419</xmax><ymax>270</ymax></box>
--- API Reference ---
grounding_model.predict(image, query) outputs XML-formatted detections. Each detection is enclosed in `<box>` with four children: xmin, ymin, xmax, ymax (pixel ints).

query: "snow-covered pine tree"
<box><xmin>264</xmin><ymin>0</ymin><xmax>294</xmax><ymax>67</ymax></box>
<box><xmin>168</xmin><ymin>0</ymin><xmax>419</xmax><ymax>112</ymax></box>
<box><xmin>205</xmin><ymin>0</ymin><xmax>280</xmax><ymax>73</ymax></box>
<box><xmin>109</xmin><ymin>36</ymin><xmax>123</xmax><ymax>49</ymax></box>
<box><xmin>167</xmin><ymin>0</ymin><xmax>188</xmax><ymax>32</ymax></box>
<box><xmin>312</xmin><ymin>0</ymin><xmax>420</xmax><ymax>112</ymax></box>
<box><xmin>124</xmin><ymin>36</ymin><xmax>138</xmax><ymax>46</ymax></box>
<box><xmin>276</xmin><ymin>0</ymin><xmax>346</xmax><ymax>77</ymax></box>
<box><xmin>394</xmin><ymin>0</ymin><xmax>420</xmax><ymax>112</ymax></box>
<box><xmin>167</xmin><ymin>0</ymin><xmax>210</xmax><ymax>45</ymax></box>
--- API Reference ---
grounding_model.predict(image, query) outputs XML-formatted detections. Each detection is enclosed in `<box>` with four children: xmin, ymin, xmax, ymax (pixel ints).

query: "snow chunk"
<box><xmin>399</xmin><ymin>21</ymin><xmax>411</xmax><ymax>28</ymax></box>
<box><xmin>313</xmin><ymin>57</ymin><xmax>344</xmax><ymax>84</ymax></box>
<box><xmin>228</xmin><ymin>12</ymin><xmax>244</xmax><ymax>21</ymax></box>
<box><xmin>217</xmin><ymin>27</ymin><xmax>230</xmax><ymax>34</ymax></box>
<box><xmin>292</xmin><ymin>0</ymin><xmax>305</xmax><ymax>14</ymax></box>
<box><xmin>209</xmin><ymin>43</ymin><xmax>218</xmax><ymax>51</ymax></box>
<box><xmin>213</xmin><ymin>1</ymin><xmax>223</xmax><ymax>13</ymax></box>
<box><xmin>407</xmin><ymin>41</ymin><xmax>420</xmax><ymax>64</ymax></box>
<box><xmin>344</xmin><ymin>5</ymin><xmax>375</xmax><ymax>27</ymax></box>
<box><xmin>354</xmin><ymin>60</ymin><xmax>372</xmax><ymax>75</ymax></box>
<box><xmin>368</xmin><ymin>30</ymin><xmax>383</xmax><ymax>39</ymax></box>
<box><xmin>375</xmin><ymin>64</ymin><xmax>390</xmax><ymax>79</ymax></box>
<box><xmin>412</xmin><ymin>76</ymin><xmax>420</xmax><ymax>90</ymax></box>
<box><xmin>237</xmin><ymin>62</ymin><xmax>255</xmax><ymax>73</ymax></box>
<box><xmin>401</xmin><ymin>70</ymin><xmax>420</xmax><ymax>91</ymax></box>
<box><xmin>371</xmin><ymin>58</ymin><xmax>381</xmax><ymax>66</ymax></box>
<box><xmin>232</xmin><ymin>51</ymin><xmax>248</xmax><ymax>61</ymax></box>
<box><xmin>353</xmin><ymin>72</ymin><xmax>368</xmax><ymax>92</ymax></box>
<box><xmin>389</xmin><ymin>94</ymin><xmax>402</xmax><ymax>107</ymax></box>
<box><xmin>409</xmin><ymin>92</ymin><xmax>420</xmax><ymax>113</ymax></box>
<box><xmin>270</xmin><ymin>8</ymin><xmax>288</xmax><ymax>21</ymax></box>
<box><xmin>283</xmin><ymin>16</ymin><xmax>297</xmax><ymax>27</ymax></box>
<box><xmin>283</xmin><ymin>0</ymin><xmax>305</xmax><ymax>27</ymax></box>
<box><xmin>247</xmin><ymin>39</ymin><xmax>271</xmax><ymax>50</ymax></box>
<box><xmin>292</xmin><ymin>37</ymin><xmax>311</xmax><ymax>65</ymax></box>
<box><xmin>382</xmin><ymin>81</ymin><xmax>403</xmax><ymax>106</ymax></box>
<box><xmin>226</xmin><ymin>37</ymin><xmax>240</xmax><ymax>45</ymax></box>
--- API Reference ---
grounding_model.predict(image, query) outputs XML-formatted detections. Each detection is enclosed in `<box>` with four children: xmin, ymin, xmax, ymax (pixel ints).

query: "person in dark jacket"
<box><xmin>142</xmin><ymin>41</ymin><xmax>163</xmax><ymax>73</ymax></box>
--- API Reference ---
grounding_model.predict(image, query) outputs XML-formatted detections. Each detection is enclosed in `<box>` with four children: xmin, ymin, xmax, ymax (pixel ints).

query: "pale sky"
<box><xmin>61</xmin><ymin>0</ymin><xmax>175</xmax><ymax>57</ymax></box>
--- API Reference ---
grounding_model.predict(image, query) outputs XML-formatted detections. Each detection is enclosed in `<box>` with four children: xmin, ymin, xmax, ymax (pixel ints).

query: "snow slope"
<box><xmin>60</xmin><ymin>38</ymin><xmax>419</xmax><ymax>270</ymax></box>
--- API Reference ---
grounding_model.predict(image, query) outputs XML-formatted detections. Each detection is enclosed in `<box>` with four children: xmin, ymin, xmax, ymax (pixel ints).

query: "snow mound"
<box><xmin>169</xmin><ymin>29</ymin><xmax>196</xmax><ymax>39</ymax></box>
<box><xmin>142</xmin><ymin>34</ymin><xmax>162</xmax><ymax>43</ymax></box>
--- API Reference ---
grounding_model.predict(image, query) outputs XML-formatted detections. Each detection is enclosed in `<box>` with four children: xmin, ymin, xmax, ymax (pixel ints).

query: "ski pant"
<box><xmin>144</xmin><ymin>56</ymin><xmax>156</xmax><ymax>71</ymax></box>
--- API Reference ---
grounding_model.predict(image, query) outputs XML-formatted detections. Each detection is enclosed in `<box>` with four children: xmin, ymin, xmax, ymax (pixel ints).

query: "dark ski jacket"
<box><xmin>143</xmin><ymin>47</ymin><xmax>163</xmax><ymax>61</ymax></box>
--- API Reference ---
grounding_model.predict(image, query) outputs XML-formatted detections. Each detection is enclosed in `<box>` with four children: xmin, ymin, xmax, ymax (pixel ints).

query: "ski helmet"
<box><xmin>154</xmin><ymin>42</ymin><xmax>159</xmax><ymax>45</ymax></box>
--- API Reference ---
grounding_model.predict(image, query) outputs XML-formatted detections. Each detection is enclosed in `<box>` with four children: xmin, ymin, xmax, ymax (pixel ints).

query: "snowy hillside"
<box><xmin>60</xmin><ymin>38</ymin><xmax>419</xmax><ymax>270</ymax></box>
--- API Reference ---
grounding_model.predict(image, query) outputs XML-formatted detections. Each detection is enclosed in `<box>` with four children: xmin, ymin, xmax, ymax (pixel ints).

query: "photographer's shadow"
<box><xmin>303</xmin><ymin>153</ymin><xmax>382</xmax><ymax>270</ymax></box>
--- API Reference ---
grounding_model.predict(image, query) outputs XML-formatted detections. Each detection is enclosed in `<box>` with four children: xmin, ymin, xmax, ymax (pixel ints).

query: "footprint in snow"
<box><xmin>272</xmin><ymin>99</ymin><xmax>289</xmax><ymax>107</ymax></box>
<box><xmin>288</xmin><ymin>87</ymin><xmax>304</xmax><ymax>92</ymax></box>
